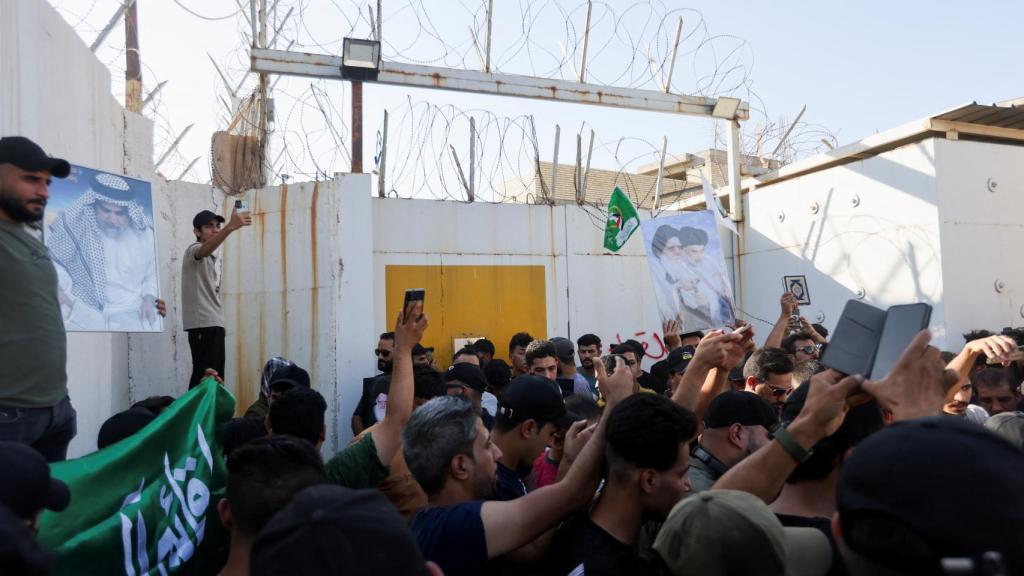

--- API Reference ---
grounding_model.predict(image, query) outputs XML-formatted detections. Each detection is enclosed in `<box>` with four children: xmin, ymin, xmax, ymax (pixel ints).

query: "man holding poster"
<box><xmin>643</xmin><ymin>211</ymin><xmax>735</xmax><ymax>331</ymax></box>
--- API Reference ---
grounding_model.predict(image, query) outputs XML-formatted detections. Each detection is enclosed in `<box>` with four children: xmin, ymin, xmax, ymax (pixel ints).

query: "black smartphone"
<box><xmin>556</xmin><ymin>377</ymin><xmax>575</xmax><ymax>398</ymax></box>
<box><xmin>601</xmin><ymin>354</ymin><xmax>622</xmax><ymax>373</ymax></box>
<box><xmin>820</xmin><ymin>300</ymin><xmax>887</xmax><ymax>377</ymax></box>
<box><xmin>870</xmin><ymin>303</ymin><xmax>932</xmax><ymax>379</ymax></box>
<box><xmin>403</xmin><ymin>288</ymin><xmax>425</xmax><ymax>319</ymax></box>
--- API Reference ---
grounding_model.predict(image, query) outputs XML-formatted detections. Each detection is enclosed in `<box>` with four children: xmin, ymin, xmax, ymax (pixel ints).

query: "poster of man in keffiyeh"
<box><xmin>44</xmin><ymin>165</ymin><xmax>163</xmax><ymax>332</ymax></box>
<box><xmin>641</xmin><ymin>210</ymin><xmax>735</xmax><ymax>332</ymax></box>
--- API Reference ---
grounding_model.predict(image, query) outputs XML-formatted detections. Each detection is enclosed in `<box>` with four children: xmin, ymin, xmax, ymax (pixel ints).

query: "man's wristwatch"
<box><xmin>774</xmin><ymin>425</ymin><xmax>813</xmax><ymax>463</ymax></box>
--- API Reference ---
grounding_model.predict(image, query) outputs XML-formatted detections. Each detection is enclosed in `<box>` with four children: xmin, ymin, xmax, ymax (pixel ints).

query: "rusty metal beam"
<box><xmin>250</xmin><ymin>48</ymin><xmax>749</xmax><ymax>119</ymax></box>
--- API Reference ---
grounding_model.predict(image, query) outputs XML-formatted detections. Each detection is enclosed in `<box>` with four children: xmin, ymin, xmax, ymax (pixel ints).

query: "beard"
<box><xmin>378</xmin><ymin>358</ymin><xmax>393</xmax><ymax>373</ymax></box>
<box><xmin>660</xmin><ymin>257</ymin><xmax>693</xmax><ymax>283</ymax></box>
<box><xmin>581</xmin><ymin>357</ymin><xmax>594</xmax><ymax>368</ymax></box>
<box><xmin>0</xmin><ymin>193</ymin><xmax>44</xmax><ymax>223</ymax></box>
<box><xmin>98</xmin><ymin>222</ymin><xmax>125</xmax><ymax>237</ymax></box>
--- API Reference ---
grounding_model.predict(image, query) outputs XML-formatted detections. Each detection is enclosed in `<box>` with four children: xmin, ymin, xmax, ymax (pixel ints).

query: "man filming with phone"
<box><xmin>181</xmin><ymin>204</ymin><xmax>252</xmax><ymax>388</ymax></box>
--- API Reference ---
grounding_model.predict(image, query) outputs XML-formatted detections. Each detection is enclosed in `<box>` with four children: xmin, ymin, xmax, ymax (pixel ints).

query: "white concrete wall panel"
<box><xmin>739</xmin><ymin>141</ymin><xmax>944</xmax><ymax>345</ymax></box>
<box><xmin>935</xmin><ymin>139</ymin><xmax>1024</xmax><ymax>346</ymax></box>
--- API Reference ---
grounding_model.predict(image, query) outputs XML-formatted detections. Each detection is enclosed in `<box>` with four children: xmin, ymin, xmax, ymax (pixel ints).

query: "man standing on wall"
<box><xmin>0</xmin><ymin>137</ymin><xmax>76</xmax><ymax>461</ymax></box>
<box><xmin>182</xmin><ymin>207</ymin><xmax>251</xmax><ymax>388</ymax></box>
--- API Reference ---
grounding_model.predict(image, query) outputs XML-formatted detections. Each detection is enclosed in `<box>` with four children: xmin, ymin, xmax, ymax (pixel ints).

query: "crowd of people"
<box><xmin>3</xmin><ymin>136</ymin><xmax>1024</xmax><ymax>575</ymax></box>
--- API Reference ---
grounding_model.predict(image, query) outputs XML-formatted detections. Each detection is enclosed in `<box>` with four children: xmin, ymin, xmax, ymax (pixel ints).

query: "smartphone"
<box><xmin>733</xmin><ymin>324</ymin><xmax>751</xmax><ymax>336</ymax></box>
<box><xmin>870</xmin><ymin>303</ymin><xmax>932</xmax><ymax>379</ymax></box>
<box><xmin>403</xmin><ymin>288</ymin><xmax>425</xmax><ymax>319</ymax></box>
<box><xmin>601</xmin><ymin>354</ymin><xmax>620</xmax><ymax>373</ymax></box>
<box><xmin>820</xmin><ymin>300</ymin><xmax>887</xmax><ymax>377</ymax></box>
<box><xmin>234</xmin><ymin>199</ymin><xmax>249</xmax><ymax>214</ymax></box>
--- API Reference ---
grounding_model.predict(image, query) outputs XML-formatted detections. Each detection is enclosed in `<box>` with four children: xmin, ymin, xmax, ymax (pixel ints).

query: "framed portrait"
<box><xmin>44</xmin><ymin>164</ymin><xmax>163</xmax><ymax>332</ymax></box>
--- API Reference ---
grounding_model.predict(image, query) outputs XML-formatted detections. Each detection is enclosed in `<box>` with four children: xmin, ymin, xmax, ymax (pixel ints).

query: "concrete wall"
<box><xmin>1</xmin><ymin>0</ymin><xmax>155</xmax><ymax>457</ymax></box>
<box><xmin>935</xmin><ymin>138</ymin><xmax>1024</xmax><ymax>343</ymax></box>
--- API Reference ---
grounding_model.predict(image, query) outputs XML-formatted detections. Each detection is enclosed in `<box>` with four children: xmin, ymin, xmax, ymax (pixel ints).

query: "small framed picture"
<box><xmin>783</xmin><ymin>275</ymin><xmax>811</xmax><ymax>306</ymax></box>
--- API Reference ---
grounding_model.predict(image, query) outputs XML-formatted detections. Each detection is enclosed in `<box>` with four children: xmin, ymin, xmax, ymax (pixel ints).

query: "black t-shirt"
<box><xmin>544</xmin><ymin>514</ymin><xmax>639</xmax><ymax>576</ymax></box>
<box><xmin>353</xmin><ymin>373</ymin><xmax>389</xmax><ymax>426</ymax></box>
<box><xmin>490</xmin><ymin>462</ymin><xmax>528</xmax><ymax>501</ymax></box>
<box><xmin>775</xmin><ymin>513</ymin><xmax>847</xmax><ymax>576</ymax></box>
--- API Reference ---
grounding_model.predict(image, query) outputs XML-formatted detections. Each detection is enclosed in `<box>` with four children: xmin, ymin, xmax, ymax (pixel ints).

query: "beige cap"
<box><xmin>653</xmin><ymin>490</ymin><xmax>832</xmax><ymax>576</ymax></box>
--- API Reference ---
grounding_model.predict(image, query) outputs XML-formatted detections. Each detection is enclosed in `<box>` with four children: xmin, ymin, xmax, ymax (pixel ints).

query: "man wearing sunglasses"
<box><xmin>782</xmin><ymin>331</ymin><xmax>821</xmax><ymax>364</ymax></box>
<box><xmin>351</xmin><ymin>332</ymin><xmax>396</xmax><ymax>435</ymax></box>
<box><xmin>744</xmin><ymin>347</ymin><xmax>795</xmax><ymax>413</ymax></box>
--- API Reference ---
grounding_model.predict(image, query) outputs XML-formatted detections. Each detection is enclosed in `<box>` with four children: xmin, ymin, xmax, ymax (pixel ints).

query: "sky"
<box><xmin>50</xmin><ymin>0</ymin><xmax>1023</xmax><ymax>199</ymax></box>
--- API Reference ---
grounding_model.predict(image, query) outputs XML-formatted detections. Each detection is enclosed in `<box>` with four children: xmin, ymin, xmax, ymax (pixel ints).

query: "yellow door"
<box><xmin>385</xmin><ymin>265</ymin><xmax>547</xmax><ymax>368</ymax></box>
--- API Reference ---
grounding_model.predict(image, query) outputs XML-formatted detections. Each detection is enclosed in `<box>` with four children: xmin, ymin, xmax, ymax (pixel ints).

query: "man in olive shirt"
<box><xmin>181</xmin><ymin>207</ymin><xmax>251</xmax><ymax>388</ymax></box>
<box><xmin>0</xmin><ymin>137</ymin><xmax>75</xmax><ymax>461</ymax></box>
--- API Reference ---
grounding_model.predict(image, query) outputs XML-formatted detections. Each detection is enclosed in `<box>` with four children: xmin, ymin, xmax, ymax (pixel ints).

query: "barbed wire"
<box><xmin>49</xmin><ymin>0</ymin><xmax>837</xmax><ymax>201</ymax></box>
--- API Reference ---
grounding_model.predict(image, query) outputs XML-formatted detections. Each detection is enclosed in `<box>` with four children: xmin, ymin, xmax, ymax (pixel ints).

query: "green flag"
<box><xmin>604</xmin><ymin>187</ymin><xmax>640</xmax><ymax>252</ymax></box>
<box><xmin>37</xmin><ymin>379</ymin><xmax>236</xmax><ymax>575</ymax></box>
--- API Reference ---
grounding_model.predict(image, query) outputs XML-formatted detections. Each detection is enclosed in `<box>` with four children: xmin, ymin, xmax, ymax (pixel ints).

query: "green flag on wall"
<box><xmin>603</xmin><ymin>187</ymin><xmax>640</xmax><ymax>252</ymax></box>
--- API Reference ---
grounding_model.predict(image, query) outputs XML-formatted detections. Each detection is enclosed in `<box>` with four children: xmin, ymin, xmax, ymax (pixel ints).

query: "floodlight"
<box><xmin>342</xmin><ymin>38</ymin><xmax>381</xmax><ymax>81</ymax></box>
<box><xmin>711</xmin><ymin>97</ymin><xmax>741</xmax><ymax>120</ymax></box>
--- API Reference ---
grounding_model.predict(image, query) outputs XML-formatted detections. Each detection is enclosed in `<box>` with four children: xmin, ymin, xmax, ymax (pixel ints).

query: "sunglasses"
<box><xmin>374</xmin><ymin>349</ymin><xmax>393</xmax><ymax>357</ymax></box>
<box><xmin>766</xmin><ymin>383</ymin><xmax>792</xmax><ymax>397</ymax></box>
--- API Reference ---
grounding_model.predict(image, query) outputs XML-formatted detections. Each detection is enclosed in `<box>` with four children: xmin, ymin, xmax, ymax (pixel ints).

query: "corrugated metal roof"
<box><xmin>933</xmin><ymin>102</ymin><xmax>1024</xmax><ymax>129</ymax></box>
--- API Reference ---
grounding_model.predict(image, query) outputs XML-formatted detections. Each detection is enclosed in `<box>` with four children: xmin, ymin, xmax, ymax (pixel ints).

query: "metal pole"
<box><xmin>580</xmin><ymin>129</ymin><xmax>594</xmax><ymax>204</ymax></box>
<box><xmin>124</xmin><ymin>0</ymin><xmax>142</xmax><ymax>113</ymax></box>
<box><xmin>469</xmin><ymin>26</ymin><xmax>486</xmax><ymax>67</ymax></box>
<box><xmin>550</xmin><ymin>125</ymin><xmax>560</xmax><ymax>205</ymax></box>
<box><xmin>141</xmin><ymin>80</ymin><xmax>167</xmax><ymax>110</ymax></box>
<box><xmin>378</xmin><ymin>109</ymin><xmax>388</xmax><ymax>197</ymax></box>
<box><xmin>665</xmin><ymin>16</ymin><xmax>683</xmax><ymax>93</ymax></box>
<box><xmin>91</xmin><ymin>0</ymin><xmax>134</xmax><ymax>52</ymax></box>
<box><xmin>208</xmin><ymin>53</ymin><xmax>237</xmax><ymax>98</ymax></box>
<box><xmin>726</xmin><ymin>119</ymin><xmax>743</xmax><ymax>222</ymax></box>
<box><xmin>450</xmin><ymin>145</ymin><xmax>470</xmax><ymax>200</ymax></box>
<box><xmin>155</xmin><ymin>124</ymin><xmax>194</xmax><ymax>169</ymax></box>
<box><xmin>469</xmin><ymin>116</ymin><xmax>476</xmax><ymax>202</ymax></box>
<box><xmin>653</xmin><ymin>135</ymin><xmax>667</xmax><ymax>211</ymax></box>
<box><xmin>771</xmin><ymin>104</ymin><xmax>807</xmax><ymax>157</ymax></box>
<box><xmin>376</xmin><ymin>0</ymin><xmax>383</xmax><ymax>42</ymax></box>
<box><xmin>484</xmin><ymin>0</ymin><xmax>494</xmax><ymax>72</ymax></box>
<box><xmin>249</xmin><ymin>0</ymin><xmax>258</xmax><ymax>47</ymax></box>
<box><xmin>177</xmin><ymin>156</ymin><xmax>201</xmax><ymax>180</ymax></box>
<box><xmin>578</xmin><ymin>0</ymin><xmax>593</xmax><ymax>83</ymax></box>
<box><xmin>528</xmin><ymin>115</ymin><xmax>548</xmax><ymax>201</ymax></box>
<box><xmin>351</xmin><ymin>81</ymin><xmax>363</xmax><ymax>173</ymax></box>
<box><xmin>575</xmin><ymin>133</ymin><xmax>582</xmax><ymax>202</ymax></box>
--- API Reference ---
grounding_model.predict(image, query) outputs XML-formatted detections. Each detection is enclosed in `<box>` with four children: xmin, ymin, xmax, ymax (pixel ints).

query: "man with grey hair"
<box><xmin>47</xmin><ymin>171</ymin><xmax>165</xmax><ymax>331</ymax></box>
<box><xmin>403</xmin><ymin>359</ymin><xmax>635</xmax><ymax>576</ymax></box>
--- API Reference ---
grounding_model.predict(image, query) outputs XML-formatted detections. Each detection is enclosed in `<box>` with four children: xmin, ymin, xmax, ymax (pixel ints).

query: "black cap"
<box><xmin>445</xmin><ymin>363</ymin><xmax>488</xmax><ymax>394</ymax></box>
<box><xmin>98</xmin><ymin>407</ymin><xmax>156</xmax><ymax>449</ymax></box>
<box><xmin>411</xmin><ymin>344</ymin><xmax>433</xmax><ymax>356</ymax></box>
<box><xmin>0</xmin><ymin>442</ymin><xmax>70</xmax><ymax>521</ymax></box>
<box><xmin>269</xmin><ymin>364</ymin><xmax>311</xmax><ymax>392</ymax></box>
<box><xmin>192</xmin><ymin>209</ymin><xmax>225</xmax><ymax>229</ymax></box>
<box><xmin>549</xmin><ymin>337</ymin><xmax>576</xmax><ymax>363</ymax></box>
<box><xmin>498</xmin><ymin>375</ymin><xmax>575</xmax><ymax>429</ymax></box>
<box><xmin>704</xmin><ymin>391</ymin><xmax>778</xmax><ymax>430</ymax></box>
<box><xmin>0</xmin><ymin>136</ymin><xmax>70</xmax><ymax>178</ymax></box>
<box><xmin>666</xmin><ymin>345</ymin><xmax>696</xmax><ymax>374</ymax></box>
<box><xmin>838</xmin><ymin>417</ymin><xmax>1024</xmax><ymax>572</ymax></box>
<box><xmin>251</xmin><ymin>485</ymin><xmax>427</xmax><ymax>576</ymax></box>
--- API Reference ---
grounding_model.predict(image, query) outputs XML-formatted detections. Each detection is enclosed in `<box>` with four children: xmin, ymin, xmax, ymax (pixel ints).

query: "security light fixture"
<box><xmin>342</xmin><ymin>38</ymin><xmax>381</xmax><ymax>81</ymax></box>
<box><xmin>711</xmin><ymin>97</ymin><xmax>741</xmax><ymax>120</ymax></box>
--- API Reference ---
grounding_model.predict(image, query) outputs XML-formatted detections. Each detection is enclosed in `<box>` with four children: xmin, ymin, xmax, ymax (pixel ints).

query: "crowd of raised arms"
<box><xmin>2</xmin><ymin>137</ymin><xmax>1024</xmax><ymax>576</ymax></box>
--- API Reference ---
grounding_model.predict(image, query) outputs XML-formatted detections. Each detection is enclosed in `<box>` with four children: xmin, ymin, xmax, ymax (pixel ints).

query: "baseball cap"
<box><xmin>268</xmin><ymin>364</ymin><xmax>311</xmax><ymax>392</ymax></box>
<box><xmin>704</xmin><ymin>390</ymin><xmax>778</xmax><ymax>430</ymax></box>
<box><xmin>251</xmin><ymin>484</ymin><xmax>427</xmax><ymax>576</ymax></box>
<box><xmin>192</xmin><ymin>209</ymin><xmax>225</xmax><ymax>229</ymax></box>
<box><xmin>0</xmin><ymin>442</ymin><xmax>71</xmax><ymax>521</ymax></box>
<box><xmin>654</xmin><ymin>490</ymin><xmax>831</xmax><ymax>576</ymax></box>
<box><xmin>985</xmin><ymin>411</ymin><xmax>1024</xmax><ymax>449</ymax></box>
<box><xmin>445</xmin><ymin>363</ymin><xmax>488</xmax><ymax>394</ymax></box>
<box><xmin>837</xmin><ymin>416</ymin><xmax>1024</xmax><ymax>572</ymax></box>
<box><xmin>0</xmin><ymin>136</ymin><xmax>70</xmax><ymax>178</ymax></box>
<box><xmin>666</xmin><ymin>345</ymin><xmax>695</xmax><ymax>374</ymax></box>
<box><xmin>98</xmin><ymin>407</ymin><xmax>157</xmax><ymax>449</ymax></box>
<box><xmin>498</xmin><ymin>375</ymin><xmax>577</xmax><ymax>430</ymax></box>
<box><xmin>549</xmin><ymin>337</ymin><xmax>576</xmax><ymax>364</ymax></box>
<box><xmin>411</xmin><ymin>344</ymin><xmax>433</xmax><ymax>356</ymax></box>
